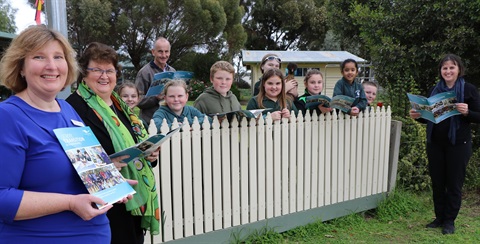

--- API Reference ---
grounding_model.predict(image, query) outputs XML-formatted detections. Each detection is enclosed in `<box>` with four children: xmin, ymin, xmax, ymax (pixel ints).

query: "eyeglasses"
<box><xmin>263</xmin><ymin>56</ymin><xmax>281</xmax><ymax>63</ymax></box>
<box><xmin>87</xmin><ymin>68</ymin><xmax>117</xmax><ymax>76</ymax></box>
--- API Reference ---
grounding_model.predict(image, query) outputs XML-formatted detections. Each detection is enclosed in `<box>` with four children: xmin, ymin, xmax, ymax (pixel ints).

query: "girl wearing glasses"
<box><xmin>253</xmin><ymin>53</ymin><xmax>298</xmax><ymax>99</ymax></box>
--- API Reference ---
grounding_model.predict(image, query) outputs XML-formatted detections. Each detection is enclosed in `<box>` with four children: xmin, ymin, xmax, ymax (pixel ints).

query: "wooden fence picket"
<box><xmin>145</xmin><ymin>107</ymin><xmax>396</xmax><ymax>243</ymax></box>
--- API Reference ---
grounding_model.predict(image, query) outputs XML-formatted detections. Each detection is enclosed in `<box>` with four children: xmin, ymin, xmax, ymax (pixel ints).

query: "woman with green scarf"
<box><xmin>67</xmin><ymin>42</ymin><xmax>159</xmax><ymax>244</ymax></box>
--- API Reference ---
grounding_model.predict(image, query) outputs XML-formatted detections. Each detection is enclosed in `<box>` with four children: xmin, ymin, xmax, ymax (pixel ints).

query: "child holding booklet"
<box><xmin>295</xmin><ymin>69</ymin><xmax>332</xmax><ymax>116</ymax></box>
<box><xmin>153</xmin><ymin>79</ymin><xmax>210</xmax><ymax>129</ymax></box>
<box><xmin>247</xmin><ymin>68</ymin><xmax>298</xmax><ymax>121</ymax></box>
<box><xmin>332</xmin><ymin>59</ymin><xmax>367</xmax><ymax>116</ymax></box>
<box><xmin>194</xmin><ymin>61</ymin><xmax>242</xmax><ymax>115</ymax></box>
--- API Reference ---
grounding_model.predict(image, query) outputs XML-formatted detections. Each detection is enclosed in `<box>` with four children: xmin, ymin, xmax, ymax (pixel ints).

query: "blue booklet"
<box><xmin>54</xmin><ymin>126</ymin><xmax>136</xmax><ymax>209</ymax></box>
<box><xmin>145</xmin><ymin>71</ymin><xmax>194</xmax><ymax>97</ymax></box>
<box><xmin>109</xmin><ymin>126</ymin><xmax>181</xmax><ymax>163</ymax></box>
<box><xmin>407</xmin><ymin>91</ymin><xmax>460</xmax><ymax>123</ymax></box>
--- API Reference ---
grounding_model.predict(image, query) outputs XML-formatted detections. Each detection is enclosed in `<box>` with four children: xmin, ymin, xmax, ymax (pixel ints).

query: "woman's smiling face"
<box><xmin>83</xmin><ymin>60</ymin><xmax>117</xmax><ymax>100</ymax></box>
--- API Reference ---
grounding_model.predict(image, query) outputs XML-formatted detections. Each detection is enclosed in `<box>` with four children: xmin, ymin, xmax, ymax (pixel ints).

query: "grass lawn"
<box><xmin>237</xmin><ymin>189</ymin><xmax>480</xmax><ymax>243</ymax></box>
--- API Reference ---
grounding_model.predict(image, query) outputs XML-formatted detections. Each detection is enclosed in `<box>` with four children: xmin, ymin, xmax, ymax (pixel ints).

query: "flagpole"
<box><xmin>44</xmin><ymin>0</ymin><xmax>71</xmax><ymax>99</ymax></box>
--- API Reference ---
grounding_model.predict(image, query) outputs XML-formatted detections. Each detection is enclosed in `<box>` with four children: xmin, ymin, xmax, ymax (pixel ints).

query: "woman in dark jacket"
<box><xmin>67</xmin><ymin>42</ymin><xmax>160</xmax><ymax>243</ymax></box>
<box><xmin>409</xmin><ymin>54</ymin><xmax>480</xmax><ymax>235</ymax></box>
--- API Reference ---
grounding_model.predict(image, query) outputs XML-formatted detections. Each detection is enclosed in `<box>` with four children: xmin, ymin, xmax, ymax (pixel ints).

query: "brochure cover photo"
<box><xmin>305</xmin><ymin>95</ymin><xmax>355</xmax><ymax>113</ymax></box>
<box><xmin>54</xmin><ymin>126</ymin><xmax>136</xmax><ymax>209</ymax></box>
<box><xmin>407</xmin><ymin>91</ymin><xmax>460</xmax><ymax>123</ymax></box>
<box><xmin>145</xmin><ymin>71</ymin><xmax>194</xmax><ymax>97</ymax></box>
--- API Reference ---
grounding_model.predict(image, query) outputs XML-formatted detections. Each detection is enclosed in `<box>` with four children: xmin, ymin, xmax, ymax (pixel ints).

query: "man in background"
<box><xmin>135</xmin><ymin>37</ymin><xmax>176</xmax><ymax>124</ymax></box>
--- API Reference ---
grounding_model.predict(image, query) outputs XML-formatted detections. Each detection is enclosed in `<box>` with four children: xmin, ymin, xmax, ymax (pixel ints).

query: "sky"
<box><xmin>8</xmin><ymin>0</ymin><xmax>44</xmax><ymax>34</ymax></box>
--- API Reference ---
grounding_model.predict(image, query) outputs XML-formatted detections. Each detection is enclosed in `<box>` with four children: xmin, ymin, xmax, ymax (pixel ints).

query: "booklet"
<box><xmin>145</xmin><ymin>71</ymin><xmax>194</xmax><ymax>97</ymax></box>
<box><xmin>208</xmin><ymin>108</ymin><xmax>271</xmax><ymax>120</ymax></box>
<box><xmin>407</xmin><ymin>91</ymin><xmax>460</xmax><ymax>123</ymax></box>
<box><xmin>305</xmin><ymin>94</ymin><xmax>355</xmax><ymax>113</ymax></box>
<box><xmin>54</xmin><ymin>126</ymin><xmax>136</xmax><ymax>209</ymax></box>
<box><xmin>109</xmin><ymin>126</ymin><xmax>181</xmax><ymax>162</ymax></box>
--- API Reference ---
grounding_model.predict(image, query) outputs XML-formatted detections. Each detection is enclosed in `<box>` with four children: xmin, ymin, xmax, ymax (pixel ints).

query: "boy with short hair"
<box><xmin>362</xmin><ymin>81</ymin><xmax>378</xmax><ymax>106</ymax></box>
<box><xmin>194</xmin><ymin>61</ymin><xmax>242</xmax><ymax>115</ymax></box>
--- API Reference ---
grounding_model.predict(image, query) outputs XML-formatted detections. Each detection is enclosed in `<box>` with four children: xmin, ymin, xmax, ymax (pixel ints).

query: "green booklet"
<box><xmin>305</xmin><ymin>95</ymin><xmax>355</xmax><ymax>113</ymax></box>
<box><xmin>109</xmin><ymin>126</ymin><xmax>181</xmax><ymax>162</ymax></box>
<box><xmin>407</xmin><ymin>91</ymin><xmax>460</xmax><ymax>123</ymax></box>
<box><xmin>208</xmin><ymin>108</ymin><xmax>271</xmax><ymax>120</ymax></box>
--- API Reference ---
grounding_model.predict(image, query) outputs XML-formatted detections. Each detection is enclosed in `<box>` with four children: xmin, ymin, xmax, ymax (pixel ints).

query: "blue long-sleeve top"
<box><xmin>153</xmin><ymin>105</ymin><xmax>211</xmax><ymax>130</ymax></box>
<box><xmin>0</xmin><ymin>96</ymin><xmax>109</xmax><ymax>243</ymax></box>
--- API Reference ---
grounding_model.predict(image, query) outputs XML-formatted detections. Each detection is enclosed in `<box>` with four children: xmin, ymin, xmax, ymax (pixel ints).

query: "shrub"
<box><xmin>395</xmin><ymin>116</ymin><xmax>430</xmax><ymax>192</ymax></box>
<box><xmin>230</xmin><ymin>82</ymin><xmax>241</xmax><ymax>100</ymax></box>
<box><xmin>236</xmin><ymin>78</ymin><xmax>251</xmax><ymax>89</ymax></box>
<box><xmin>188</xmin><ymin>79</ymin><xmax>209</xmax><ymax>100</ymax></box>
<box><xmin>465</xmin><ymin>148</ymin><xmax>480</xmax><ymax>190</ymax></box>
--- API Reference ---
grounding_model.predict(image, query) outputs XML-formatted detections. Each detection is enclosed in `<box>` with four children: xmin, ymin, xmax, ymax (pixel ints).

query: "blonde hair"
<box><xmin>0</xmin><ymin>25</ymin><xmax>78</xmax><ymax>93</ymax></box>
<box><xmin>210</xmin><ymin>61</ymin><xmax>234</xmax><ymax>80</ymax></box>
<box><xmin>161</xmin><ymin>79</ymin><xmax>188</xmax><ymax>105</ymax></box>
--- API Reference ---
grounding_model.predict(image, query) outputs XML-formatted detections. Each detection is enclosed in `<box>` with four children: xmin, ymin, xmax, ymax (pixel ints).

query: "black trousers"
<box><xmin>108</xmin><ymin>203</ymin><xmax>144</xmax><ymax>244</ymax></box>
<box><xmin>426</xmin><ymin>140</ymin><xmax>471</xmax><ymax>225</ymax></box>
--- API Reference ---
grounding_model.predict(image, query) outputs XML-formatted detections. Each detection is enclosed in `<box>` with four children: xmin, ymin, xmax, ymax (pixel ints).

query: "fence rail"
<box><xmin>145</xmin><ymin>106</ymin><xmax>397</xmax><ymax>243</ymax></box>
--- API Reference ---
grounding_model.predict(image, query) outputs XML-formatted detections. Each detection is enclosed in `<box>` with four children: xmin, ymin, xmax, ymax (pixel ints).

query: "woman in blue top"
<box><xmin>0</xmin><ymin>26</ymin><xmax>130</xmax><ymax>243</ymax></box>
<box><xmin>153</xmin><ymin>79</ymin><xmax>210</xmax><ymax>129</ymax></box>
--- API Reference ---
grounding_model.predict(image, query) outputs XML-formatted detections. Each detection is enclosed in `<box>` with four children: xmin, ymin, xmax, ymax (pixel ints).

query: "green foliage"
<box><xmin>395</xmin><ymin>116</ymin><xmax>430</xmax><ymax>192</ymax></box>
<box><xmin>325</xmin><ymin>0</ymin><xmax>369</xmax><ymax>57</ymax></box>
<box><xmin>0</xmin><ymin>0</ymin><xmax>16</xmax><ymax>33</ymax></box>
<box><xmin>174</xmin><ymin>52</ymin><xmax>220</xmax><ymax>83</ymax></box>
<box><xmin>346</xmin><ymin>0</ymin><xmax>480</xmax><ymax>94</ymax></box>
<box><xmin>465</xmin><ymin>148</ymin><xmax>480</xmax><ymax>191</ymax></box>
<box><xmin>230</xmin><ymin>82</ymin><xmax>241</xmax><ymax>101</ymax></box>
<box><xmin>230</xmin><ymin>225</ymin><xmax>283</xmax><ymax>244</ymax></box>
<box><xmin>380</xmin><ymin>75</ymin><xmax>420</xmax><ymax>117</ymax></box>
<box><xmin>242</xmin><ymin>0</ymin><xmax>328</xmax><ymax>50</ymax></box>
<box><xmin>67</xmin><ymin>0</ymin><xmax>246</xmax><ymax>71</ymax></box>
<box><xmin>187</xmin><ymin>79</ymin><xmax>209</xmax><ymax>101</ymax></box>
<box><xmin>375</xmin><ymin>190</ymin><xmax>423</xmax><ymax>222</ymax></box>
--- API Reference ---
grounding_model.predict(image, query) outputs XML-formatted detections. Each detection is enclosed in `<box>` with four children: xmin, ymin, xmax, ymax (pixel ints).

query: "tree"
<box><xmin>325</xmin><ymin>0</ymin><xmax>371</xmax><ymax>58</ymax></box>
<box><xmin>242</xmin><ymin>0</ymin><xmax>328</xmax><ymax>50</ymax></box>
<box><xmin>327</xmin><ymin>0</ymin><xmax>480</xmax><ymax>115</ymax></box>
<box><xmin>0</xmin><ymin>0</ymin><xmax>16</xmax><ymax>33</ymax></box>
<box><xmin>66</xmin><ymin>0</ymin><xmax>246</xmax><ymax>70</ymax></box>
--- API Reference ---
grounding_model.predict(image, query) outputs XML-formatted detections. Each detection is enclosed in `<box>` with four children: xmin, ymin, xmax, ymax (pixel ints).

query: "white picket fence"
<box><xmin>145</xmin><ymin>106</ymin><xmax>395</xmax><ymax>243</ymax></box>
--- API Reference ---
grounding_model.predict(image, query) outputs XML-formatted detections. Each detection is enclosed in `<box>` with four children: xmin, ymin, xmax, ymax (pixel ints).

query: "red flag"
<box><xmin>35</xmin><ymin>0</ymin><xmax>44</xmax><ymax>25</ymax></box>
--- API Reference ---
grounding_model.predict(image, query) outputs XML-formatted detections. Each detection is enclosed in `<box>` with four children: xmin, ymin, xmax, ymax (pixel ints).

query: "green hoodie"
<box><xmin>194</xmin><ymin>87</ymin><xmax>242</xmax><ymax>115</ymax></box>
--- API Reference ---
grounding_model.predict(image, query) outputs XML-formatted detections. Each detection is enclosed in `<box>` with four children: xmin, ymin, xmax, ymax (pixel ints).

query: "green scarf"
<box><xmin>77</xmin><ymin>82</ymin><xmax>159</xmax><ymax>235</ymax></box>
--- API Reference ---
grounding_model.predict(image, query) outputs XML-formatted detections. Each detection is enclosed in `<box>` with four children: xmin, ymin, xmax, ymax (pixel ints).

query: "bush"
<box><xmin>236</xmin><ymin>79</ymin><xmax>251</xmax><ymax>89</ymax></box>
<box><xmin>230</xmin><ymin>82</ymin><xmax>241</xmax><ymax>100</ymax></box>
<box><xmin>465</xmin><ymin>148</ymin><xmax>480</xmax><ymax>190</ymax></box>
<box><xmin>395</xmin><ymin>116</ymin><xmax>430</xmax><ymax>192</ymax></box>
<box><xmin>188</xmin><ymin>79</ymin><xmax>209</xmax><ymax>101</ymax></box>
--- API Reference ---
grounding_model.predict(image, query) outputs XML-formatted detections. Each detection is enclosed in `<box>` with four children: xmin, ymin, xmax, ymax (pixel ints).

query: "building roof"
<box><xmin>241</xmin><ymin>50</ymin><xmax>366</xmax><ymax>64</ymax></box>
<box><xmin>0</xmin><ymin>31</ymin><xmax>16</xmax><ymax>40</ymax></box>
